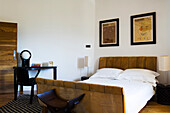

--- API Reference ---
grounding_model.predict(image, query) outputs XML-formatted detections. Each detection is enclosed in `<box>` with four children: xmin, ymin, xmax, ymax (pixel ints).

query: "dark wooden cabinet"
<box><xmin>156</xmin><ymin>84</ymin><xmax>170</xmax><ymax>105</ymax></box>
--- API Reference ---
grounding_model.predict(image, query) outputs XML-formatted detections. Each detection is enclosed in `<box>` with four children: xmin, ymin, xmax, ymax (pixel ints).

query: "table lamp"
<box><xmin>159</xmin><ymin>55</ymin><xmax>170</xmax><ymax>84</ymax></box>
<box><xmin>84</xmin><ymin>56</ymin><xmax>89</xmax><ymax>76</ymax></box>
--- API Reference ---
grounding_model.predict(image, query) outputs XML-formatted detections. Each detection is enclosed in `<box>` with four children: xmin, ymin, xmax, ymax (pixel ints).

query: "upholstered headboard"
<box><xmin>99</xmin><ymin>56</ymin><xmax>157</xmax><ymax>71</ymax></box>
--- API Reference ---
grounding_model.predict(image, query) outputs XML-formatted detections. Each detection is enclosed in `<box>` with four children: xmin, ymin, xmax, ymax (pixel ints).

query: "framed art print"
<box><xmin>131</xmin><ymin>12</ymin><xmax>156</xmax><ymax>45</ymax></box>
<box><xmin>99</xmin><ymin>18</ymin><xmax>119</xmax><ymax>47</ymax></box>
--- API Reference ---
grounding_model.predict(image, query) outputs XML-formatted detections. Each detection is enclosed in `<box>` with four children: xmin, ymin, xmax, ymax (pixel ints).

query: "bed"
<box><xmin>36</xmin><ymin>56</ymin><xmax>158</xmax><ymax>113</ymax></box>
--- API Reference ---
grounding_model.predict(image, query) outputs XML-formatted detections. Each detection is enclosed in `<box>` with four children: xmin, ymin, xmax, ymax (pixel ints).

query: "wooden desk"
<box><xmin>13</xmin><ymin>66</ymin><xmax>57</xmax><ymax>100</ymax></box>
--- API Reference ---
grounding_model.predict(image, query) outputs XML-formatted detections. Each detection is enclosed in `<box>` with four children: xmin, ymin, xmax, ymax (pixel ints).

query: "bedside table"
<box><xmin>81</xmin><ymin>76</ymin><xmax>89</xmax><ymax>81</ymax></box>
<box><xmin>156</xmin><ymin>84</ymin><xmax>170</xmax><ymax>105</ymax></box>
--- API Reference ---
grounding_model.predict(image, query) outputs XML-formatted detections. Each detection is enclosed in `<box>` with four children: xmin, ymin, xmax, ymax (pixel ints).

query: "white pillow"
<box><xmin>118</xmin><ymin>68</ymin><xmax>159</xmax><ymax>84</ymax></box>
<box><xmin>126</xmin><ymin>69</ymin><xmax>160</xmax><ymax>77</ymax></box>
<box><xmin>90</xmin><ymin>68</ymin><xmax>123</xmax><ymax>79</ymax></box>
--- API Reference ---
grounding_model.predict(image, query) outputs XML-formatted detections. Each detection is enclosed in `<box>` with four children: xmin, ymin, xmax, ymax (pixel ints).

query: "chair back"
<box><xmin>16</xmin><ymin>68</ymin><xmax>29</xmax><ymax>84</ymax></box>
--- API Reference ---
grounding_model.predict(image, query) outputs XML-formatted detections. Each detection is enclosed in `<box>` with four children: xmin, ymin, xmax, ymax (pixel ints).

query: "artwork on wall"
<box><xmin>131</xmin><ymin>12</ymin><xmax>156</xmax><ymax>45</ymax></box>
<box><xmin>99</xmin><ymin>18</ymin><xmax>119</xmax><ymax>47</ymax></box>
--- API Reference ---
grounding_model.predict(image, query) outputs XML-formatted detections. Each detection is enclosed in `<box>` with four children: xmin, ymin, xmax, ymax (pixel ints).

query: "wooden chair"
<box><xmin>14</xmin><ymin>68</ymin><xmax>39</xmax><ymax>104</ymax></box>
<box><xmin>37</xmin><ymin>89</ymin><xmax>85</xmax><ymax>113</ymax></box>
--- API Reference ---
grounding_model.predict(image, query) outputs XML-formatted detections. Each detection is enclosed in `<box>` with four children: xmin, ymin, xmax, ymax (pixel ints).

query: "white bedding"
<box><xmin>81</xmin><ymin>78</ymin><xmax>155</xmax><ymax>113</ymax></box>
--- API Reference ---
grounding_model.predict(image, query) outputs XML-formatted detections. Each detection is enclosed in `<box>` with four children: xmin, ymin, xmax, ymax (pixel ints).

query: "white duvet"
<box><xmin>81</xmin><ymin>78</ymin><xmax>155</xmax><ymax>113</ymax></box>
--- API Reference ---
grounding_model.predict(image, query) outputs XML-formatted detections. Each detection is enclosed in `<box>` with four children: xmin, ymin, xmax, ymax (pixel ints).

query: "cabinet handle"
<box><xmin>13</xmin><ymin>50</ymin><xmax>16</xmax><ymax>60</ymax></box>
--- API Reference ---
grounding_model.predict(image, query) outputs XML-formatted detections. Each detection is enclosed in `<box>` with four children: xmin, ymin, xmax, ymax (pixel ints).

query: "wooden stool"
<box><xmin>37</xmin><ymin>89</ymin><xmax>85</xmax><ymax>113</ymax></box>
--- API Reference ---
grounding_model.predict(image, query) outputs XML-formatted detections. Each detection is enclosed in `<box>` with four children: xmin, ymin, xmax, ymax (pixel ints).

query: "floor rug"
<box><xmin>0</xmin><ymin>95</ymin><xmax>41</xmax><ymax>113</ymax></box>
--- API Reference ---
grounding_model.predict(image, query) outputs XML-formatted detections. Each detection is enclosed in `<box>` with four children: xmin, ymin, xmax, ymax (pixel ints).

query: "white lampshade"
<box><xmin>84</xmin><ymin>56</ymin><xmax>88</xmax><ymax>67</ymax></box>
<box><xmin>159</xmin><ymin>55</ymin><xmax>170</xmax><ymax>71</ymax></box>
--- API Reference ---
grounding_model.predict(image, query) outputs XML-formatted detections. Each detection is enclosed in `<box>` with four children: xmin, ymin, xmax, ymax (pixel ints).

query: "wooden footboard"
<box><xmin>36</xmin><ymin>78</ymin><xmax>125</xmax><ymax>113</ymax></box>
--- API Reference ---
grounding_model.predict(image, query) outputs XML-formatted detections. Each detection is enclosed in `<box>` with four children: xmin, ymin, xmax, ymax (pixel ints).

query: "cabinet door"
<box><xmin>0</xmin><ymin>22</ymin><xmax>17</xmax><ymax>93</ymax></box>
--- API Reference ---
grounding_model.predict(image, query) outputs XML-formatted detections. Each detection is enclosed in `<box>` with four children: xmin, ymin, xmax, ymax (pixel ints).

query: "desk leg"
<box><xmin>53</xmin><ymin>68</ymin><xmax>57</xmax><ymax>80</ymax></box>
<box><xmin>14</xmin><ymin>69</ymin><xmax>17</xmax><ymax>100</ymax></box>
<box><xmin>20</xmin><ymin>85</ymin><xmax>23</xmax><ymax>94</ymax></box>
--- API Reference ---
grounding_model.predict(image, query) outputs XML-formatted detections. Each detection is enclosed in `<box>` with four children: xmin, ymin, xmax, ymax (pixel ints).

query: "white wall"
<box><xmin>0</xmin><ymin>0</ymin><xmax>95</xmax><ymax>82</ymax></box>
<box><xmin>166</xmin><ymin>0</ymin><xmax>170</xmax><ymax>83</ymax></box>
<box><xmin>0</xmin><ymin>0</ymin><xmax>169</xmax><ymax>85</ymax></box>
<box><xmin>167</xmin><ymin>0</ymin><xmax>170</xmax><ymax>56</ymax></box>
<box><xmin>94</xmin><ymin>0</ymin><xmax>170</xmax><ymax>83</ymax></box>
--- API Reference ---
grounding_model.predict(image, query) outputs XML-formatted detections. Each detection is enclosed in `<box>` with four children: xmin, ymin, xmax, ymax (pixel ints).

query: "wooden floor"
<box><xmin>0</xmin><ymin>91</ymin><xmax>35</xmax><ymax>107</ymax></box>
<box><xmin>140</xmin><ymin>102</ymin><xmax>170</xmax><ymax>113</ymax></box>
<box><xmin>0</xmin><ymin>92</ymin><xmax>170</xmax><ymax>113</ymax></box>
<box><xmin>0</xmin><ymin>93</ymin><xmax>14</xmax><ymax>107</ymax></box>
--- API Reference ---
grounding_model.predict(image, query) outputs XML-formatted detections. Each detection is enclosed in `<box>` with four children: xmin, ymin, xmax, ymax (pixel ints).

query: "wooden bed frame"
<box><xmin>36</xmin><ymin>56</ymin><xmax>157</xmax><ymax>113</ymax></box>
<box><xmin>99</xmin><ymin>57</ymin><xmax>157</xmax><ymax>71</ymax></box>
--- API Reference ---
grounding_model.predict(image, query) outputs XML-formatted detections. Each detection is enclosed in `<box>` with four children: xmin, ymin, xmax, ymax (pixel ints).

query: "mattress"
<box><xmin>81</xmin><ymin>78</ymin><xmax>155</xmax><ymax>113</ymax></box>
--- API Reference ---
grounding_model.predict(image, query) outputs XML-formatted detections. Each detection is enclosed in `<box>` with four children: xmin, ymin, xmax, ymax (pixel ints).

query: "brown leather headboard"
<box><xmin>99</xmin><ymin>56</ymin><xmax>157</xmax><ymax>71</ymax></box>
